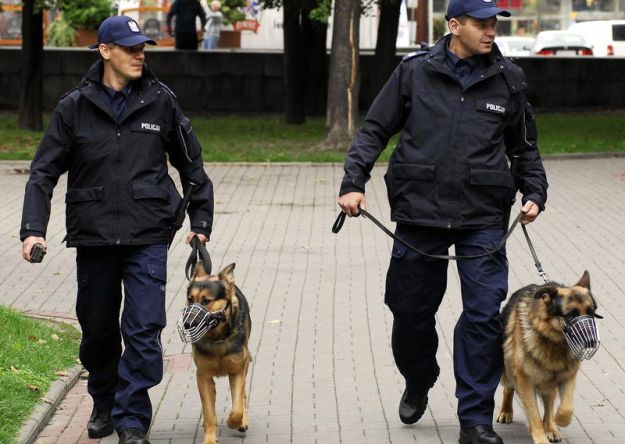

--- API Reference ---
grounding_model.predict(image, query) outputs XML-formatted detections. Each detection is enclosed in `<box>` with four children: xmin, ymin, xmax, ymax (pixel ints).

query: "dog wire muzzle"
<box><xmin>177</xmin><ymin>303</ymin><xmax>228</xmax><ymax>343</ymax></box>
<box><xmin>563</xmin><ymin>315</ymin><xmax>600</xmax><ymax>361</ymax></box>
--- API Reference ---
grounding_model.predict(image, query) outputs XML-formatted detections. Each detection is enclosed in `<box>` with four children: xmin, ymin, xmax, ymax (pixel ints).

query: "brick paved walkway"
<box><xmin>1</xmin><ymin>159</ymin><xmax>624</xmax><ymax>444</ymax></box>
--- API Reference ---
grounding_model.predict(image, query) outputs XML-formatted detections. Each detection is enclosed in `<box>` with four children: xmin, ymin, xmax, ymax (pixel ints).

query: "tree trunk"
<box><xmin>283</xmin><ymin>0</ymin><xmax>306</xmax><ymax>124</ymax></box>
<box><xmin>324</xmin><ymin>0</ymin><xmax>359</xmax><ymax>150</ymax></box>
<box><xmin>302</xmin><ymin>0</ymin><xmax>327</xmax><ymax>116</ymax></box>
<box><xmin>18</xmin><ymin>0</ymin><xmax>44</xmax><ymax>131</ymax></box>
<box><xmin>372</xmin><ymin>0</ymin><xmax>402</xmax><ymax>97</ymax></box>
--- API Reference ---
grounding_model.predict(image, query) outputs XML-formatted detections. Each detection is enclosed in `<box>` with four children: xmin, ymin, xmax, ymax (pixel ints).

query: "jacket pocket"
<box><xmin>128</xmin><ymin>183</ymin><xmax>172</xmax><ymax>236</ymax></box>
<box><xmin>469</xmin><ymin>169</ymin><xmax>512</xmax><ymax>188</ymax></box>
<box><xmin>385</xmin><ymin>163</ymin><xmax>438</xmax><ymax>219</ymax></box>
<box><xmin>468</xmin><ymin>169</ymin><xmax>513</xmax><ymax>214</ymax></box>
<box><xmin>65</xmin><ymin>186</ymin><xmax>104</xmax><ymax>203</ymax></box>
<box><xmin>65</xmin><ymin>187</ymin><xmax>107</xmax><ymax>241</ymax></box>
<box><xmin>132</xmin><ymin>183</ymin><xmax>170</xmax><ymax>201</ymax></box>
<box><xmin>394</xmin><ymin>163</ymin><xmax>436</xmax><ymax>180</ymax></box>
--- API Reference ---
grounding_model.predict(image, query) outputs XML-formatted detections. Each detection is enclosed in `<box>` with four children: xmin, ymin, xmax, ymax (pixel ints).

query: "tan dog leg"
<box><xmin>515</xmin><ymin>374</ymin><xmax>550</xmax><ymax>444</ymax></box>
<box><xmin>227</xmin><ymin>368</ymin><xmax>248</xmax><ymax>432</ymax></box>
<box><xmin>496</xmin><ymin>386</ymin><xmax>515</xmax><ymax>424</ymax></box>
<box><xmin>197</xmin><ymin>372</ymin><xmax>218</xmax><ymax>444</ymax></box>
<box><xmin>541</xmin><ymin>389</ymin><xmax>562</xmax><ymax>442</ymax></box>
<box><xmin>555</xmin><ymin>375</ymin><xmax>577</xmax><ymax>427</ymax></box>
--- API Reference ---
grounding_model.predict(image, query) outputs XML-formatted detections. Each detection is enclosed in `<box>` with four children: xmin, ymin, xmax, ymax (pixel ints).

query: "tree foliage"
<box><xmin>59</xmin><ymin>0</ymin><xmax>113</xmax><ymax>30</ymax></box>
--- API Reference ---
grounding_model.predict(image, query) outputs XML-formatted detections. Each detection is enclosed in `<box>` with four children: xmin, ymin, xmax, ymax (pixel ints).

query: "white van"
<box><xmin>568</xmin><ymin>20</ymin><xmax>625</xmax><ymax>56</ymax></box>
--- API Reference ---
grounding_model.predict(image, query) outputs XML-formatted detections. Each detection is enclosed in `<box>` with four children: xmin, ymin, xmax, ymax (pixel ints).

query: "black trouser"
<box><xmin>75</xmin><ymin>245</ymin><xmax>167</xmax><ymax>433</ymax></box>
<box><xmin>385</xmin><ymin>225</ymin><xmax>508</xmax><ymax>427</ymax></box>
<box><xmin>175</xmin><ymin>32</ymin><xmax>199</xmax><ymax>49</ymax></box>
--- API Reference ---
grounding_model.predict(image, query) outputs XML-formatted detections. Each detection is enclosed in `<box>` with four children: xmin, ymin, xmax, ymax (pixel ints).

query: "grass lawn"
<box><xmin>0</xmin><ymin>306</ymin><xmax>80</xmax><ymax>444</ymax></box>
<box><xmin>1</xmin><ymin>111</ymin><xmax>624</xmax><ymax>162</ymax></box>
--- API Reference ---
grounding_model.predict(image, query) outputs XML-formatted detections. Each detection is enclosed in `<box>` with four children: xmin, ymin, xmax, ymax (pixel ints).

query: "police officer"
<box><xmin>337</xmin><ymin>0</ymin><xmax>548</xmax><ymax>442</ymax></box>
<box><xmin>166</xmin><ymin>0</ymin><xmax>207</xmax><ymax>50</ymax></box>
<box><xmin>20</xmin><ymin>16</ymin><xmax>214</xmax><ymax>444</ymax></box>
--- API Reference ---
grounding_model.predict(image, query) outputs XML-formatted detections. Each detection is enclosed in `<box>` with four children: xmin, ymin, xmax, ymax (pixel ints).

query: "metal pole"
<box><xmin>428</xmin><ymin>0</ymin><xmax>433</xmax><ymax>44</ymax></box>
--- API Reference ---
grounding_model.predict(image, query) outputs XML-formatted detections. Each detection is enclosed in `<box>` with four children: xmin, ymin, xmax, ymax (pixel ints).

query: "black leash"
<box><xmin>333</xmin><ymin>209</ymin><xmax>522</xmax><ymax>261</ymax></box>
<box><xmin>168</xmin><ymin>181</ymin><xmax>197</xmax><ymax>250</ymax></box>
<box><xmin>185</xmin><ymin>236</ymin><xmax>212</xmax><ymax>280</ymax></box>
<box><xmin>521</xmin><ymin>224</ymin><xmax>548</xmax><ymax>283</ymax></box>
<box><xmin>333</xmin><ymin>208</ymin><xmax>548</xmax><ymax>279</ymax></box>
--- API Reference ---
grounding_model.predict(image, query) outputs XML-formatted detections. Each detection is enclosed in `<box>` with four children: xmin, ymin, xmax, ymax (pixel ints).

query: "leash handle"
<box><xmin>185</xmin><ymin>236</ymin><xmax>212</xmax><ymax>280</ymax></box>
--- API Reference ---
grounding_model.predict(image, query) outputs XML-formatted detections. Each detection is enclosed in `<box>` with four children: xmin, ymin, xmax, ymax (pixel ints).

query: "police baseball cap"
<box><xmin>89</xmin><ymin>15</ymin><xmax>157</xmax><ymax>49</ymax></box>
<box><xmin>445</xmin><ymin>0</ymin><xmax>511</xmax><ymax>20</ymax></box>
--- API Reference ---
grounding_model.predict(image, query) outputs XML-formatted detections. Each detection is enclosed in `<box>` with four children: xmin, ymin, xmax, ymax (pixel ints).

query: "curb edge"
<box><xmin>17</xmin><ymin>364</ymin><xmax>85</xmax><ymax>444</ymax></box>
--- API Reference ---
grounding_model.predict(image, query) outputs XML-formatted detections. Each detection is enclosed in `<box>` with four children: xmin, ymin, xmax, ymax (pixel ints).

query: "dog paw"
<box><xmin>227</xmin><ymin>411</ymin><xmax>244</xmax><ymax>430</ymax></box>
<box><xmin>496</xmin><ymin>410</ymin><xmax>513</xmax><ymax>424</ymax></box>
<box><xmin>237</xmin><ymin>425</ymin><xmax>248</xmax><ymax>433</ymax></box>
<box><xmin>554</xmin><ymin>410</ymin><xmax>572</xmax><ymax>427</ymax></box>
<box><xmin>545</xmin><ymin>428</ymin><xmax>562</xmax><ymax>442</ymax></box>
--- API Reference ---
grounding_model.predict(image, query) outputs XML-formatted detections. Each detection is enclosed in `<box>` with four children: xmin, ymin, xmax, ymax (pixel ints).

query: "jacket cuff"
<box><xmin>20</xmin><ymin>230</ymin><xmax>46</xmax><ymax>242</ymax></box>
<box><xmin>522</xmin><ymin>195</ymin><xmax>545</xmax><ymax>212</ymax></box>
<box><xmin>339</xmin><ymin>176</ymin><xmax>365</xmax><ymax>196</ymax></box>
<box><xmin>191</xmin><ymin>227</ymin><xmax>211</xmax><ymax>240</ymax></box>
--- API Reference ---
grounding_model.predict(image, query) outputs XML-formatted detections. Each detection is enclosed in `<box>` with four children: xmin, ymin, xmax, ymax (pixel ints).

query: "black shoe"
<box><xmin>118</xmin><ymin>428</ymin><xmax>150</xmax><ymax>444</ymax></box>
<box><xmin>398</xmin><ymin>388</ymin><xmax>428</xmax><ymax>424</ymax></box>
<box><xmin>87</xmin><ymin>407</ymin><xmax>113</xmax><ymax>439</ymax></box>
<box><xmin>459</xmin><ymin>425</ymin><xmax>503</xmax><ymax>444</ymax></box>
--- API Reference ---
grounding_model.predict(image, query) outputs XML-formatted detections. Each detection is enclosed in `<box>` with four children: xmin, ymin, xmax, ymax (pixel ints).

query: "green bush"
<box><xmin>221</xmin><ymin>0</ymin><xmax>246</xmax><ymax>25</ymax></box>
<box><xmin>47</xmin><ymin>16</ymin><xmax>76</xmax><ymax>47</ymax></box>
<box><xmin>60</xmin><ymin>0</ymin><xmax>113</xmax><ymax>30</ymax></box>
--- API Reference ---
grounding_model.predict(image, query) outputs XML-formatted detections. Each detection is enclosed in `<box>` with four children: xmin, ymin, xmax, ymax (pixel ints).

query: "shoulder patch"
<box><xmin>502</xmin><ymin>61</ymin><xmax>527</xmax><ymax>93</ymax></box>
<box><xmin>159</xmin><ymin>81</ymin><xmax>177</xmax><ymax>98</ymax></box>
<box><xmin>402</xmin><ymin>50</ymin><xmax>429</xmax><ymax>63</ymax></box>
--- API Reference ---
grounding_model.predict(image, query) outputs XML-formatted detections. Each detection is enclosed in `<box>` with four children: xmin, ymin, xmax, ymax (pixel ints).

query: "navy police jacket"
<box><xmin>340</xmin><ymin>35</ymin><xmax>548</xmax><ymax>229</ymax></box>
<box><xmin>20</xmin><ymin>60</ymin><xmax>214</xmax><ymax>247</ymax></box>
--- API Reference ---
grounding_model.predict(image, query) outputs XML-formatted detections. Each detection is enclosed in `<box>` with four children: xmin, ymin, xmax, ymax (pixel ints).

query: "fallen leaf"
<box><xmin>39</xmin><ymin>397</ymin><xmax>54</xmax><ymax>404</ymax></box>
<box><xmin>267</xmin><ymin>319</ymin><xmax>281</xmax><ymax>325</ymax></box>
<box><xmin>50</xmin><ymin>334</ymin><xmax>60</xmax><ymax>341</ymax></box>
<box><xmin>27</xmin><ymin>384</ymin><xmax>40</xmax><ymax>392</ymax></box>
<box><xmin>10</xmin><ymin>366</ymin><xmax>19</xmax><ymax>373</ymax></box>
<box><xmin>56</xmin><ymin>371</ymin><xmax>68</xmax><ymax>377</ymax></box>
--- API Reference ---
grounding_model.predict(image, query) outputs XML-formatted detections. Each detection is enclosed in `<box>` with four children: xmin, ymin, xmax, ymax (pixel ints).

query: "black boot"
<box><xmin>118</xmin><ymin>427</ymin><xmax>150</xmax><ymax>444</ymax></box>
<box><xmin>398</xmin><ymin>388</ymin><xmax>428</xmax><ymax>424</ymax></box>
<box><xmin>459</xmin><ymin>425</ymin><xmax>504</xmax><ymax>444</ymax></box>
<box><xmin>87</xmin><ymin>407</ymin><xmax>113</xmax><ymax>439</ymax></box>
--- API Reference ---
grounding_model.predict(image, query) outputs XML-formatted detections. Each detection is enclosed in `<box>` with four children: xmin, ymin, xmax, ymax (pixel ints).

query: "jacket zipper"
<box><xmin>115</xmin><ymin>124</ymin><xmax>121</xmax><ymax>244</ymax></box>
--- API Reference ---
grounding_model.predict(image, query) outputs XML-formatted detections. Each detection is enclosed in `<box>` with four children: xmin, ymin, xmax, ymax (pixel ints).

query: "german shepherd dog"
<box><xmin>496</xmin><ymin>271</ymin><xmax>602</xmax><ymax>444</ymax></box>
<box><xmin>185</xmin><ymin>262</ymin><xmax>252</xmax><ymax>444</ymax></box>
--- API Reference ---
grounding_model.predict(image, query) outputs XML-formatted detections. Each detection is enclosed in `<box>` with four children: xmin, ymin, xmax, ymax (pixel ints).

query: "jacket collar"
<box><xmin>80</xmin><ymin>59</ymin><xmax>158</xmax><ymax>91</ymax></box>
<box><xmin>79</xmin><ymin>60</ymin><xmax>161</xmax><ymax>123</ymax></box>
<box><xmin>426</xmin><ymin>34</ymin><xmax>507</xmax><ymax>89</ymax></box>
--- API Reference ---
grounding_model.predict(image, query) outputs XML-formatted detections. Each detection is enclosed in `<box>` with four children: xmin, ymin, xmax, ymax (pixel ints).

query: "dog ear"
<box><xmin>218</xmin><ymin>263</ymin><xmax>236</xmax><ymax>286</ymax></box>
<box><xmin>193</xmin><ymin>261</ymin><xmax>209</xmax><ymax>279</ymax></box>
<box><xmin>534</xmin><ymin>284</ymin><xmax>558</xmax><ymax>301</ymax></box>
<box><xmin>575</xmin><ymin>270</ymin><xmax>591</xmax><ymax>290</ymax></box>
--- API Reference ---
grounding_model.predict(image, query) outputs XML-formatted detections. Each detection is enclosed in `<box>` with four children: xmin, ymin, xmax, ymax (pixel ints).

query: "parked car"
<box><xmin>495</xmin><ymin>36</ymin><xmax>535</xmax><ymax>57</ymax></box>
<box><xmin>531</xmin><ymin>30</ymin><xmax>593</xmax><ymax>56</ymax></box>
<box><xmin>568</xmin><ymin>20</ymin><xmax>625</xmax><ymax>56</ymax></box>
